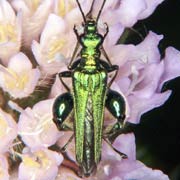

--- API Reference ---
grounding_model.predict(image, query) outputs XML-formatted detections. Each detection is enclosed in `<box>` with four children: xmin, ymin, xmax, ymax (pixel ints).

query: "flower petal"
<box><xmin>0</xmin><ymin>0</ymin><xmax>16</xmax><ymax>23</ymax></box>
<box><xmin>8</xmin><ymin>52</ymin><xmax>32</xmax><ymax>72</ymax></box>
<box><xmin>134</xmin><ymin>31</ymin><xmax>163</xmax><ymax>64</ymax></box>
<box><xmin>139</xmin><ymin>0</ymin><xmax>165</xmax><ymax>20</ymax></box>
<box><xmin>125</xmin><ymin>162</ymin><xmax>169</xmax><ymax>180</ymax></box>
<box><xmin>113</xmin><ymin>133</ymin><xmax>136</xmax><ymax>160</ymax></box>
<box><xmin>159</xmin><ymin>47</ymin><xmax>180</xmax><ymax>90</ymax></box>
<box><xmin>18</xmin><ymin>99</ymin><xmax>62</xmax><ymax>150</ymax></box>
<box><xmin>12</xmin><ymin>0</ymin><xmax>54</xmax><ymax>46</ymax></box>
<box><xmin>0</xmin><ymin>53</ymin><xmax>40</xmax><ymax>98</ymax></box>
<box><xmin>18</xmin><ymin>149</ymin><xmax>63</xmax><ymax>180</ymax></box>
<box><xmin>40</xmin><ymin>14</ymin><xmax>66</xmax><ymax>48</ymax></box>
<box><xmin>132</xmin><ymin>62</ymin><xmax>164</xmax><ymax>98</ymax></box>
<box><xmin>0</xmin><ymin>1</ymin><xmax>22</xmax><ymax>65</ymax></box>
<box><xmin>127</xmin><ymin>90</ymin><xmax>171</xmax><ymax>124</ymax></box>
<box><xmin>104</xmin><ymin>23</ymin><xmax>124</xmax><ymax>47</ymax></box>
<box><xmin>0</xmin><ymin>155</ymin><xmax>9</xmax><ymax>180</ymax></box>
<box><xmin>0</xmin><ymin>108</ymin><xmax>17</xmax><ymax>153</ymax></box>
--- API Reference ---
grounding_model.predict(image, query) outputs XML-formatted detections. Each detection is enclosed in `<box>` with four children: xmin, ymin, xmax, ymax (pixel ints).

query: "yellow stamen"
<box><xmin>23</xmin><ymin>156</ymin><xmax>40</xmax><ymax>168</ymax></box>
<box><xmin>4</xmin><ymin>69</ymin><xmax>29</xmax><ymax>90</ymax></box>
<box><xmin>0</xmin><ymin>23</ymin><xmax>16</xmax><ymax>43</ymax></box>
<box><xmin>58</xmin><ymin>0</ymin><xmax>74</xmax><ymax>17</ymax></box>
<box><xmin>23</xmin><ymin>151</ymin><xmax>51</xmax><ymax>169</ymax></box>
<box><xmin>24</xmin><ymin>0</ymin><xmax>41</xmax><ymax>11</ymax></box>
<box><xmin>47</xmin><ymin>39</ymin><xmax>65</xmax><ymax>61</ymax></box>
<box><xmin>35</xmin><ymin>151</ymin><xmax>50</xmax><ymax>168</ymax></box>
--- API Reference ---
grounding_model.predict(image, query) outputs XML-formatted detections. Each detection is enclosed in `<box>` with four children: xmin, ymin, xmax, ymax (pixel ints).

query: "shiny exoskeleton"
<box><xmin>53</xmin><ymin>0</ymin><xmax>127</xmax><ymax>177</ymax></box>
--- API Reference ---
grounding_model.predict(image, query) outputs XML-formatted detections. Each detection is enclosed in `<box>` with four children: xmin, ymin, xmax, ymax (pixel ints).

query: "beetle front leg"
<box><xmin>103</xmin><ymin>22</ymin><xmax>109</xmax><ymax>39</ymax></box>
<box><xmin>104</xmin><ymin>89</ymin><xmax>126</xmax><ymax>143</ymax></box>
<box><xmin>53</xmin><ymin>92</ymin><xmax>73</xmax><ymax>131</ymax></box>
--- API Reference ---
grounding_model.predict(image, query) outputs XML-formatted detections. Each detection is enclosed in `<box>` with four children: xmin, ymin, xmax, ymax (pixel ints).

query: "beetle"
<box><xmin>53</xmin><ymin>0</ymin><xmax>127</xmax><ymax>177</ymax></box>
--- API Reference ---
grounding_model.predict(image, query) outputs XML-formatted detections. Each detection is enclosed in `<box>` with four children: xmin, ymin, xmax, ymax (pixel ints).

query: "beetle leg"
<box><xmin>59</xmin><ymin>71</ymin><xmax>72</xmax><ymax>91</ymax></box>
<box><xmin>103</xmin><ymin>23</ymin><xmax>109</xmax><ymax>39</ymax></box>
<box><xmin>104</xmin><ymin>89</ymin><xmax>126</xmax><ymax>143</ymax></box>
<box><xmin>107</xmin><ymin>65</ymin><xmax>119</xmax><ymax>87</ymax></box>
<box><xmin>101</xmin><ymin>46</ymin><xmax>112</xmax><ymax>65</ymax></box>
<box><xmin>103</xmin><ymin>138</ymin><xmax>127</xmax><ymax>159</ymax></box>
<box><xmin>99</xmin><ymin>60</ymin><xmax>119</xmax><ymax>87</ymax></box>
<box><xmin>53</xmin><ymin>92</ymin><xmax>73</xmax><ymax>131</ymax></box>
<box><xmin>69</xmin><ymin>59</ymin><xmax>81</xmax><ymax>70</ymax></box>
<box><xmin>61</xmin><ymin>134</ymin><xmax>74</xmax><ymax>152</ymax></box>
<box><xmin>68</xmin><ymin>41</ymin><xmax>80</xmax><ymax>70</ymax></box>
<box><xmin>100</xmin><ymin>21</ymin><xmax>111</xmax><ymax>66</ymax></box>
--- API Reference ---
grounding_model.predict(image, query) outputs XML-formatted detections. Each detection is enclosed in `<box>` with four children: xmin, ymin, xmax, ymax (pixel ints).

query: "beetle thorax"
<box><xmin>80</xmin><ymin>21</ymin><xmax>103</xmax><ymax>69</ymax></box>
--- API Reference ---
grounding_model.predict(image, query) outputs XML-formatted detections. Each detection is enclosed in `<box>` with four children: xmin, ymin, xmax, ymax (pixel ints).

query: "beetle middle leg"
<box><xmin>103</xmin><ymin>89</ymin><xmax>128</xmax><ymax>159</ymax></box>
<box><xmin>58</xmin><ymin>71</ymin><xmax>72</xmax><ymax>91</ymax></box>
<box><xmin>100</xmin><ymin>60</ymin><xmax>119</xmax><ymax>87</ymax></box>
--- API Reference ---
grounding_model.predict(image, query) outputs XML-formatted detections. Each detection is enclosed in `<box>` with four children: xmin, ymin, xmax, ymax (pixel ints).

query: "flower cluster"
<box><xmin>0</xmin><ymin>0</ymin><xmax>179</xmax><ymax>179</ymax></box>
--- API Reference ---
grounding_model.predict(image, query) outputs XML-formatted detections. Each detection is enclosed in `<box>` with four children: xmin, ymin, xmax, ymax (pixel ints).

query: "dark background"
<box><xmin>129</xmin><ymin>0</ymin><xmax>180</xmax><ymax>179</ymax></box>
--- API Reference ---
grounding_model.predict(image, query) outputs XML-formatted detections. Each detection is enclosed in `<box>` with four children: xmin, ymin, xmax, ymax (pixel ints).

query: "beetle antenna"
<box><xmin>96</xmin><ymin>0</ymin><xmax>107</xmax><ymax>22</ymax></box>
<box><xmin>86</xmin><ymin>0</ymin><xmax>96</xmax><ymax>19</ymax></box>
<box><xmin>76</xmin><ymin>0</ymin><xmax>86</xmax><ymax>23</ymax></box>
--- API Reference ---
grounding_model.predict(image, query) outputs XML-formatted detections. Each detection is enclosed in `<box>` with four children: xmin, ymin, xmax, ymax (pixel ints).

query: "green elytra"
<box><xmin>53</xmin><ymin>0</ymin><xmax>127</xmax><ymax>177</ymax></box>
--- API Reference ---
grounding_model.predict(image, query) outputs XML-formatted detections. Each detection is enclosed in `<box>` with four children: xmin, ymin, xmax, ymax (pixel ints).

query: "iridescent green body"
<box><xmin>52</xmin><ymin>0</ymin><xmax>127</xmax><ymax>177</ymax></box>
<box><xmin>72</xmin><ymin>22</ymin><xmax>107</xmax><ymax>174</ymax></box>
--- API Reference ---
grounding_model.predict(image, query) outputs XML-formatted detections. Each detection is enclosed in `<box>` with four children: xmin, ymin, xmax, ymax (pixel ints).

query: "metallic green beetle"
<box><xmin>53</xmin><ymin>0</ymin><xmax>127</xmax><ymax>177</ymax></box>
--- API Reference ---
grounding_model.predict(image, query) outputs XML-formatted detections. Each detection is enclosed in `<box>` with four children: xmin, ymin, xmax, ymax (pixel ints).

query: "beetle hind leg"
<box><xmin>103</xmin><ymin>89</ymin><xmax>128</xmax><ymax>158</ymax></box>
<box><xmin>104</xmin><ymin>89</ymin><xmax>126</xmax><ymax>143</ymax></box>
<box><xmin>53</xmin><ymin>92</ymin><xmax>74</xmax><ymax>131</ymax></box>
<box><xmin>103</xmin><ymin>138</ymin><xmax>127</xmax><ymax>159</ymax></box>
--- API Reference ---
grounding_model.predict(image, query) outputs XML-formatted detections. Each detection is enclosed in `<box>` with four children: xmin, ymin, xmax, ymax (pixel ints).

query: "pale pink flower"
<box><xmin>32</xmin><ymin>0</ymin><xmax>166</xmax><ymax>75</ymax></box>
<box><xmin>139</xmin><ymin>0</ymin><xmax>165</xmax><ymax>19</ymax></box>
<box><xmin>87</xmin><ymin>134</ymin><xmax>169</xmax><ymax>180</ymax></box>
<box><xmin>93</xmin><ymin>0</ymin><xmax>164</xmax><ymax>27</ymax></box>
<box><xmin>11</xmin><ymin>0</ymin><xmax>54</xmax><ymax>46</ymax></box>
<box><xmin>102</xmin><ymin>31</ymin><xmax>180</xmax><ymax>124</ymax></box>
<box><xmin>0</xmin><ymin>52</ymin><xmax>40</xmax><ymax>98</ymax></box>
<box><xmin>0</xmin><ymin>155</ymin><xmax>9</xmax><ymax>180</ymax></box>
<box><xmin>18</xmin><ymin>148</ymin><xmax>63</xmax><ymax>180</ymax></box>
<box><xmin>0</xmin><ymin>108</ymin><xmax>17</xmax><ymax>153</ymax></box>
<box><xmin>32</xmin><ymin>13</ymin><xmax>71</xmax><ymax>74</ymax></box>
<box><xmin>0</xmin><ymin>0</ymin><xmax>22</xmax><ymax>65</ymax></box>
<box><xmin>159</xmin><ymin>47</ymin><xmax>180</xmax><ymax>90</ymax></box>
<box><xmin>105</xmin><ymin>31</ymin><xmax>163</xmax><ymax>67</ymax></box>
<box><xmin>32</xmin><ymin>1</ymin><xmax>124</xmax><ymax>75</ymax></box>
<box><xmin>54</xmin><ymin>133</ymin><xmax>169</xmax><ymax>180</ymax></box>
<box><xmin>53</xmin><ymin>0</ymin><xmax>91</xmax><ymax>27</ymax></box>
<box><xmin>0</xmin><ymin>0</ymin><xmax>179</xmax><ymax>179</ymax></box>
<box><xmin>18</xmin><ymin>99</ymin><xmax>62</xmax><ymax>151</ymax></box>
<box><xmin>44</xmin><ymin>1</ymin><xmax>180</xmax><ymax>178</ymax></box>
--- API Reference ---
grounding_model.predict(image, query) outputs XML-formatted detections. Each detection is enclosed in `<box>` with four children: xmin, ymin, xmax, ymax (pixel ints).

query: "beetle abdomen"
<box><xmin>73</xmin><ymin>69</ymin><xmax>107</xmax><ymax>176</ymax></box>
